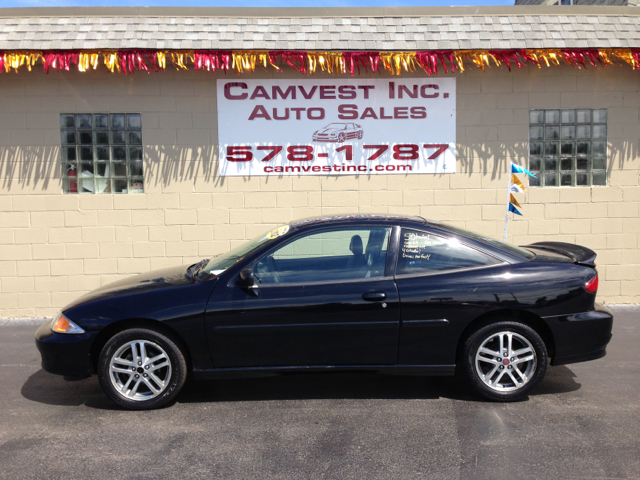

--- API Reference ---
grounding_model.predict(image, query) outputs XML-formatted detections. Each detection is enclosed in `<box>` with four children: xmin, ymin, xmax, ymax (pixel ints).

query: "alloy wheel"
<box><xmin>108</xmin><ymin>340</ymin><xmax>172</xmax><ymax>401</ymax></box>
<box><xmin>474</xmin><ymin>331</ymin><xmax>537</xmax><ymax>392</ymax></box>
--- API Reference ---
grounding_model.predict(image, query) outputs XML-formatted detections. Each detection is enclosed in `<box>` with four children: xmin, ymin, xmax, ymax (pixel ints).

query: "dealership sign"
<box><xmin>216</xmin><ymin>78</ymin><xmax>456</xmax><ymax>176</ymax></box>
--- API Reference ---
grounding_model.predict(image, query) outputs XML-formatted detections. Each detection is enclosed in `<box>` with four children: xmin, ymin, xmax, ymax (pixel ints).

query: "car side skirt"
<box><xmin>192</xmin><ymin>364</ymin><xmax>455</xmax><ymax>379</ymax></box>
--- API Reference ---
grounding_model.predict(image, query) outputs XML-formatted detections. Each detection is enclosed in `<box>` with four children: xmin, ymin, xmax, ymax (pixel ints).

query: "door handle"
<box><xmin>362</xmin><ymin>291</ymin><xmax>387</xmax><ymax>301</ymax></box>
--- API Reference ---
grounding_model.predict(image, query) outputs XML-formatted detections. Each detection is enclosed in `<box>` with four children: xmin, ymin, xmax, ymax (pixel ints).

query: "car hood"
<box><xmin>62</xmin><ymin>265</ymin><xmax>196</xmax><ymax>310</ymax></box>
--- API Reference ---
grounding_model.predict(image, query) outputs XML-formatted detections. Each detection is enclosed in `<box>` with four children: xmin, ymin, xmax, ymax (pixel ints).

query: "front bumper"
<box><xmin>544</xmin><ymin>304</ymin><xmax>613</xmax><ymax>366</ymax></box>
<box><xmin>34</xmin><ymin>319</ymin><xmax>95</xmax><ymax>377</ymax></box>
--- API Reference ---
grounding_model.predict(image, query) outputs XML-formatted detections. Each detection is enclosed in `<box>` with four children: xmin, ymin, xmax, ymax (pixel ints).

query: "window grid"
<box><xmin>60</xmin><ymin>114</ymin><xmax>144</xmax><ymax>194</ymax></box>
<box><xmin>528</xmin><ymin>108</ymin><xmax>607</xmax><ymax>187</ymax></box>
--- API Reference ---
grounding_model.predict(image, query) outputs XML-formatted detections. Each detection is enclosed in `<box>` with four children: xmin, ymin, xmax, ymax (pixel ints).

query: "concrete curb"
<box><xmin>604</xmin><ymin>304</ymin><xmax>640</xmax><ymax>311</ymax></box>
<box><xmin>0</xmin><ymin>318</ymin><xmax>50</xmax><ymax>326</ymax></box>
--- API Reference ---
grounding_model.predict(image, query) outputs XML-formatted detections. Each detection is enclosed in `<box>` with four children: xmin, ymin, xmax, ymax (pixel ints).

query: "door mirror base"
<box><xmin>239</xmin><ymin>268</ymin><xmax>260</xmax><ymax>296</ymax></box>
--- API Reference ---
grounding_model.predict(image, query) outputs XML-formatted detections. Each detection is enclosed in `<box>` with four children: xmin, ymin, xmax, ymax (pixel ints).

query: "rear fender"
<box><xmin>456</xmin><ymin>309</ymin><xmax>556</xmax><ymax>362</ymax></box>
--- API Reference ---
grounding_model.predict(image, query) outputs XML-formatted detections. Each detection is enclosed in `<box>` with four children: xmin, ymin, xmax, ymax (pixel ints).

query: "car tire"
<box><xmin>338</xmin><ymin>133</ymin><xmax>345</xmax><ymax>142</ymax></box>
<box><xmin>357</xmin><ymin>131</ymin><xmax>363</xmax><ymax>139</ymax></box>
<box><xmin>462</xmin><ymin>320</ymin><xmax>547</xmax><ymax>402</ymax></box>
<box><xmin>97</xmin><ymin>328</ymin><xmax>187</xmax><ymax>410</ymax></box>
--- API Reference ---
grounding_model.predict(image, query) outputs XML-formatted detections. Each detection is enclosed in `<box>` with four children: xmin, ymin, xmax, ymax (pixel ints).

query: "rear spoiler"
<box><xmin>524</xmin><ymin>242</ymin><xmax>597</xmax><ymax>267</ymax></box>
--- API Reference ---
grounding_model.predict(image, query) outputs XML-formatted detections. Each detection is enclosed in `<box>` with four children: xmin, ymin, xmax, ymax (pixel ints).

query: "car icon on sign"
<box><xmin>312</xmin><ymin>123</ymin><xmax>363</xmax><ymax>143</ymax></box>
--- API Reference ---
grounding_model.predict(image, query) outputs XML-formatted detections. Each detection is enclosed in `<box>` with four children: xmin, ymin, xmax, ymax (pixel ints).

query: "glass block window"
<box><xmin>60</xmin><ymin>114</ymin><xmax>144</xmax><ymax>194</ymax></box>
<box><xmin>528</xmin><ymin>109</ymin><xmax>607</xmax><ymax>187</ymax></box>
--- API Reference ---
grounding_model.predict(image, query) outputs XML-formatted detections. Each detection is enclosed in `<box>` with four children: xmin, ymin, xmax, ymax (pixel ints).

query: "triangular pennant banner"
<box><xmin>511</xmin><ymin>163</ymin><xmax>536</xmax><ymax>178</ymax></box>
<box><xmin>509</xmin><ymin>203</ymin><xmax>523</xmax><ymax>216</ymax></box>
<box><xmin>509</xmin><ymin>194</ymin><xmax>522</xmax><ymax>209</ymax></box>
<box><xmin>510</xmin><ymin>173</ymin><xmax>526</xmax><ymax>192</ymax></box>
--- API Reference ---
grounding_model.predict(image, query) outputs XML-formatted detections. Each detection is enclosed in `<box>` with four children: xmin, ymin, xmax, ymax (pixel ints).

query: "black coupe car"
<box><xmin>36</xmin><ymin>214</ymin><xmax>613</xmax><ymax>410</ymax></box>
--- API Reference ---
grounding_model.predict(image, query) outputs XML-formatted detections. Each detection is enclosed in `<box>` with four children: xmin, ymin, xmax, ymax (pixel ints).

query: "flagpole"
<box><xmin>504</xmin><ymin>169</ymin><xmax>511</xmax><ymax>242</ymax></box>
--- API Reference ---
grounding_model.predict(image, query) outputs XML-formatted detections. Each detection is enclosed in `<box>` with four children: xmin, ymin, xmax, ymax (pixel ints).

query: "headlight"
<box><xmin>51</xmin><ymin>312</ymin><xmax>85</xmax><ymax>334</ymax></box>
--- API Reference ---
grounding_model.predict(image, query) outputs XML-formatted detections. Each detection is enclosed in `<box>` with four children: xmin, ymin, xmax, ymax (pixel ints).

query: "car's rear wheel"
<box><xmin>97</xmin><ymin>328</ymin><xmax>187</xmax><ymax>410</ymax></box>
<box><xmin>462</xmin><ymin>321</ymin><xmax>547</xmax><ymax>401</ymax></box>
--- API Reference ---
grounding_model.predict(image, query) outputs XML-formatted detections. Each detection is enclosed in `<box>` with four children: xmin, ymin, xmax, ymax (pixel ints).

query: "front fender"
<box><xmin>64</xmin><ymin>278</ymin><xmax>218</xmax><ymax>371</ymax></box>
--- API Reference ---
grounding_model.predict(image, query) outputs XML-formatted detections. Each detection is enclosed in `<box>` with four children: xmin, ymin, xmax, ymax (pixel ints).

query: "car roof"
<box><xmin>289</xmin><ymin>214</ymin><xmax>428</xmax><ymax>229</ymax></box>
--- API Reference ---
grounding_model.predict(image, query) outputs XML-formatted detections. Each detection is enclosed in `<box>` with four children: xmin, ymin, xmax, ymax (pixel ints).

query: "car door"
<box><xmin>205</xmin><ymin>225</ymin><xmax>400</xmax><ymax>368</ymax></box>
<box><xmin>346</xmin><ymin>123</ymin><xmax>354</xmax><ymax>138</ymax></box>
<box><xmin>394</xmin><ymin>228</ymin><xmax>505</xmax><ymax>367</ymax></box>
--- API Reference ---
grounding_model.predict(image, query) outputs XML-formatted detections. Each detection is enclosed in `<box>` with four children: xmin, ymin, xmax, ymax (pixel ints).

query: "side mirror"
<box><xmin>240</xmin><ymin>268</ymin><xmax>255</xmax><ymax>287</ymax></box>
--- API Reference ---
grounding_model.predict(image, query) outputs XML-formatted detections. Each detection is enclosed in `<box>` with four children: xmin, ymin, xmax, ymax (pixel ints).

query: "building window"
<box><xmin>60</xmin><ymin>114</ymin><xmax>144</xmax><ymax>194</ymax></box>
<box><xmin>528</xmin><ymin>109</ymin><xmax>607</xmax><ymax>187</ymax></box>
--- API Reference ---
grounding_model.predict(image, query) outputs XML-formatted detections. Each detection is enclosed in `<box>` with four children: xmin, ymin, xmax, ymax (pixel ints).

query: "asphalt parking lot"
<box><xmin>1</xmin><ymin>306</ymin><xmax>638</xmax><ymax>480</ymax></box>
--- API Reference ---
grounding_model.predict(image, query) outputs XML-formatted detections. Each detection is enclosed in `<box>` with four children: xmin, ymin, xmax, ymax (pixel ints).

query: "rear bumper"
<box><xmin>34</xmin><ymin>319</ymin><xmax>94</xmax><ymax>377</ymax></box>
<box><xmin>544</xmin><ymin>304</ymin><xmax>613</xmax><ymax>367</ymax></box>
<box><xmin>551</xmin><ymin>346</ymin><xmax>607</xmax><ymax>366</ymax></box>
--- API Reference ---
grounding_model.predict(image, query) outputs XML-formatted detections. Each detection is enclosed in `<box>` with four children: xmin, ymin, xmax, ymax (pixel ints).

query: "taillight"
<box><xmin>584</xmin><ymin>274</ymin><xmax>598</xmax><ymax>294</ymax></box>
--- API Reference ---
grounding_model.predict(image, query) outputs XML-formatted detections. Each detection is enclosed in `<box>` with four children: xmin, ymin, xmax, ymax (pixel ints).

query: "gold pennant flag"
<box><xmin>509</xmin><ymin>194</ymin><xmax>522</xmax><ymax>209</ymax></box>
<box><xmin>379</xmin><ymin>52</ymin><xmax>417</xmax><ymax>75</ymax></box>
<box><xmin>156</xmin><ymin>52</ymin><xmax>167</xmax><ymax>70</ymax></box>
<box><xmin>103</xmin><ymin>52</ymin><xmax>120</xmax><ymax>73</ymax></box>
<box><xmin>511</xmin><ymin>174</ymin><xmax>526</xmax><ymax>192</ymax></box>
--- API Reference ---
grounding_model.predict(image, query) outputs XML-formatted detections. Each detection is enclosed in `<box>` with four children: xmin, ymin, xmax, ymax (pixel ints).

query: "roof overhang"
<box><xmin>1</xmin><ymin>6</ymin><xmax>639</xmax><ymax>76</ymax></box>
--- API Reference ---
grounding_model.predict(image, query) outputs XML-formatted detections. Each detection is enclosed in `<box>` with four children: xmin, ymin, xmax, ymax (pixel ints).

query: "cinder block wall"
<box><xmin>0</xmin><ymin>64</ymin><xmax>638</xmax><ymax>317</ymax></box>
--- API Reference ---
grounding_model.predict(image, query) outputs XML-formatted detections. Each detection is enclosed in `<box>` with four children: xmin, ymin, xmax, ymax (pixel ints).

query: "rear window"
<box><xmin>430</xmin><ymin>223</ymin><xmax>535</xmax><ymax>260</ymax></box>
<box><xmin>397</xmin><ymin>229</ymin><xmax>501</xmax><ymax>275</ymax></box>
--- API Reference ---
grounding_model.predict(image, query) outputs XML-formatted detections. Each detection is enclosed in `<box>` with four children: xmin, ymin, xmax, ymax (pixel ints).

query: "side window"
<box><xmin>255</xmin><ymin>227</ymin><xmax>390</xmax><ymax>284</ymax></box>
<box><xmin>396</xmin><ymin>229</ymin><xmax>500</xmax><ymax>275</ymax></box>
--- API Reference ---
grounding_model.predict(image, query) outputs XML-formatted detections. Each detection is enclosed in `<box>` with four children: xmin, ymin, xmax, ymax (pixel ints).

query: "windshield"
<box><xmin>197</xmin><ymin>225</ymin><xmax>290</xmax><ymax>278</ymax></box>
<box><xmin>433</xmin><ymin>223</ymin><xmax>535</xmax><ymax>259</ymax></box>
<box><xmin>325</xmin><ymin>123</ymin><xmax>345</xmax><ymax>129</ymax></box>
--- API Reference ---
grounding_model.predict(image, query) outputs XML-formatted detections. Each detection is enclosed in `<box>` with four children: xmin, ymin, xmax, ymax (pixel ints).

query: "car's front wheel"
<box><xmin>97</xmin><ymin>328</ymin><xmax>187</xmax><ymax>410</ymax></box>
<box><xmin>462</xmin><ymin>321</ymin><xmax>547</xmax><ymax>401</ymax></box>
